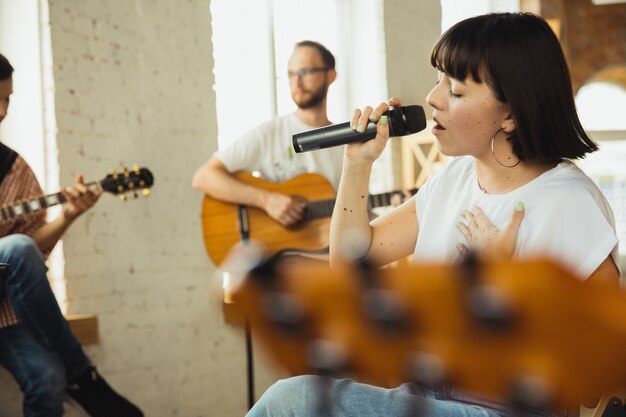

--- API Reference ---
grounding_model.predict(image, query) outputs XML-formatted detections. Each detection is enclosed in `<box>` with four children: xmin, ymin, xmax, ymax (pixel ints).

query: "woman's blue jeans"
<box><xmin>0</xmin><ymin>234</ymin><xmax>91</xmax><ymax>417</ymax></box>
<box><xmin>246</xmin><ymin>375</ymin><xmax>576</xmax><ymax>417</ymax></box>
<box><xmin>246</xmin><ymin>375</ymin><xmax>502</xmax><ymax>417</ymax></box>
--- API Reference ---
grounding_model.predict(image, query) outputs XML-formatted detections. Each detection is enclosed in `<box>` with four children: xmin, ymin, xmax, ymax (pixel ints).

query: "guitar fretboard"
<box><xmin>0</xmin><ymin>181</ymin><xmax>99</xmax><ymax>225</ymax></box>
<box><xmin>304</xmin><ymin>188</ymin><xmax>418</xmax><ymax>221</ymax></box>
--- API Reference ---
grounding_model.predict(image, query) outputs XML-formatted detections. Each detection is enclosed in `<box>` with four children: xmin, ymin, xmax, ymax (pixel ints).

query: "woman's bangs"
<box><xmin>430</xmin><ymin>31</ymin><xmax>484</xmax><ymax>83</ymax></box>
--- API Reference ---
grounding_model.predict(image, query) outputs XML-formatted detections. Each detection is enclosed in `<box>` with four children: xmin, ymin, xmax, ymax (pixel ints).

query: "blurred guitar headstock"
<box><xmin>100</xmin><ymin>164</ymin><xmax>154</xmax><ymax>201</ymax></box>
<box><xmin>231</xmin><ymin>250</ymin><xmax>626</xmax><ymax>411</ymax></box>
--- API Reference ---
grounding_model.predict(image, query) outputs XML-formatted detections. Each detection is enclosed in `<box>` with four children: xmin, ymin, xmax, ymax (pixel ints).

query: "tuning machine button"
<box><xmin>409</xmin><ymin>352</ymin><xmax>447</xmax><ymax>386</ymax></box>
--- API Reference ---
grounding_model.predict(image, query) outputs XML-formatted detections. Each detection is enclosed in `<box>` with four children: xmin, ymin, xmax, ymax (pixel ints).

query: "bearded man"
<box><xmin>193</xmin><ymin>41</ymin><xmax>343</xmax><ymax>227</ymax></box>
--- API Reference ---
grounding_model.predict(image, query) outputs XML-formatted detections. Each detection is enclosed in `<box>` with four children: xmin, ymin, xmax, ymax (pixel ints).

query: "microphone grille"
<box><xmin>403</xmin><ymin>105</ymin><xmax>427</xmax><ymax>135</ymax></box>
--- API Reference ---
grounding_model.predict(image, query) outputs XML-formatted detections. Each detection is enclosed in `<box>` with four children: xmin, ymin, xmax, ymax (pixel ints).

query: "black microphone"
<box><xmin>292</xmin><ymin>105</ymin><xmax>427</xmax><ymax>153</ymax></box>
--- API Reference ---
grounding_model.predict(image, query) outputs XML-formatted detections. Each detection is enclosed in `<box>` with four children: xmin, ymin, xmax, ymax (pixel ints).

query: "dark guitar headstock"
<box><xmin>101</xmin><ymin>164</ymin><xmax>154</xmax><ymax>201</ymax></box>
<box><xmin>230</xmin><ymin>249</ymin><xmax>626</xmax><ymax>411</ymax></box>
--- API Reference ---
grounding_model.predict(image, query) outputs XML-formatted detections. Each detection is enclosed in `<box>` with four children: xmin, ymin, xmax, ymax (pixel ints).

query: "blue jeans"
<box><xmin>247</xmin><ymin>375</ymin><xmax>502</xmax><ymax>417</ymax></box>
<box><xmin>0</xmin><ymin>234</ymin><xmax>91</xmax><ymax>417</ymax></box>
<box><xmin>246</xmin><ymin>375</ymin><xmax>576</xmax><ymax>417</ymax></box>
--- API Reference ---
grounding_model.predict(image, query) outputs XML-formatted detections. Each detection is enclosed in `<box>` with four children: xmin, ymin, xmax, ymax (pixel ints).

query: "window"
<box><xmin>576</xmin><ymin>82</ymin><xmax>626</xmax><ymax>271</ymax></box>
<box><xmin>210</xmin><ymin>0</ymin><xmax>390</xmax><ymax>190</ymax></box>
<box><xmin>577</xmin><ymin>82</ymin><xmax>626</xmax><ymax>131</ymax></box>
<box><xmin>440</xmin><ymin>0</ymin><xmax>519</xmax><ymax>31</ymax></box>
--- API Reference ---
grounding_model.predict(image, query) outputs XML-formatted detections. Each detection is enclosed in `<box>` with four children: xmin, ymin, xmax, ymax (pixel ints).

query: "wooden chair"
<box><xmin>400</xmin><ymin>119</ymin><xmax>447</xmax><ymax>189</ymax></box>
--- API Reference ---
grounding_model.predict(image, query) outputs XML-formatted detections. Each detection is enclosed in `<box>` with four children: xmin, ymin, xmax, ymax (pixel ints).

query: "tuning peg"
<box><xmin>119</xmin><ymin>193</ymin><xmax>127</xmax><ymax>202</ymax></box>
<box><xmin>409</xmin><ymin>352</ymin><xmax>446</xmax><ymax>386</ymax></box>
<box><xmin>117</xmin><ymin>185</ymin><xmax>124</xmax><ymax>194</ymax></box>
<box><xmin>133</xmin><ymin>163</ymin><xmax>140</xmax><ymax>173</ymax></box>
<box><xmin>510</xmin><ymin>374</ymin><xmax>552</xmax><ymax>410</ymax></box>
<box><xmin>131</xmin><ymin>190</ymin><xmax>138</xmax><ymax>199</ymax></box>
<box><xmin>123</xmin><ymin>167</ymin><xmax>130</xmax><ymax>177</ymax></box>
<box><xmin>142</xmin><ymin>188</ymin><xmax>151</xmax><ymax>197</ymax></box>
<box><xmin>307</xmin><ymin>339</ymin><xmax>347</xmax><ymax>375</ymax></box>
<box><xmin>362</xmin><ymin>289</ymin><xmax>411</xmax><ymax>335</ymax></box>
<box><xmin>111</xmin><ymin>169</ymin><xmax>118</xmax><ymax>180</ymax></box>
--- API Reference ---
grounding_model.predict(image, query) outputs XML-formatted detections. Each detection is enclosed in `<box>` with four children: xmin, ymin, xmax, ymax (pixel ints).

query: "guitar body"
<box><xmin>201</xmin><ymin>172</ymin><xmax>336</xmax><ymax>266</ymax></box>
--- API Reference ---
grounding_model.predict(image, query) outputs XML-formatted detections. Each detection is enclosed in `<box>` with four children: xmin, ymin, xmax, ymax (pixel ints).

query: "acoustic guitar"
<box><xmin>229</xmin><ymin>250</ymin><xmax>626</xmax><ymax>412</ymax></box>
<box><xmin>201</xmin><ymin>172</ymin><xmax>417</xmax><ymax>266</ymax></box>
<box><xmin>0</xmin><ymin>165</ymin><xmax>154</xmax><ymax>225</ymax></box>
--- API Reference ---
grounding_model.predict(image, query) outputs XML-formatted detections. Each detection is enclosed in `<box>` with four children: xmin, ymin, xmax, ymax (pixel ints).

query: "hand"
<box><xmin>264</xmin><ymin>192</ymin><xmax>307</xmax><ymax>227</ymax></box>
<box><xmin>61</xmin><ymin>175</ymin><xmax>102</xmax><ymax>221</ymax></box>
<box><xmin>347</xmin><ymin>97</ymin><xmax>403</xmax><ymax>163</ymax></box>
<box><xmin>456</xmin><ymin>203</ymin><xmax>525</xmax><ymax>259</ymax></box>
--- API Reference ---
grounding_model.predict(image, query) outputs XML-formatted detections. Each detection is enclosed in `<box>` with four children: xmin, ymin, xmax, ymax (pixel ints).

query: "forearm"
<box><xmin>192</xmin><ymin>162</ymin><xmax>271</xmax><ymax>210</ymax></box>
<box><xmin>586</xmin><ymin>256</ymin><xmax>621</xmax><ymax>289</ymax></box>
<box><xmin>329</xmin><ymin>157</ymin><xmax>374</xmax><ymax>265</ymax></box>
<box><xmin>31</xmin><ymin>212</ymin><xmax>75</xmax><ymax>253</ymax></box>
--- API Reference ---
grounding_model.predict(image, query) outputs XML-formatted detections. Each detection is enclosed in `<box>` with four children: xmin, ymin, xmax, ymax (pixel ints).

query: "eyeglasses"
<box><xmin>287</xmin><ymin>67</ymin><xmax>328</xmax><ymax>80</ymax></box>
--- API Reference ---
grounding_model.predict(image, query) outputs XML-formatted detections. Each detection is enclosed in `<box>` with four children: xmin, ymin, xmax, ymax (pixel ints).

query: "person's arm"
<box><xmin>32</xmin><ymin>175</ymin><xmax>101</xmax><ymax>253</ymax></box>
<box><xmin>329</xmin><ymin>151</ymin><xmax>375</xmax><ymax>265</ymax></box>
<box><xmin>330</xmin><ymin>98</ymin><xmax>419</xmax><ymax>266</ymax></box>
<box><xmin>586</xmin><ymin>256</ymin><xmax>621</xmax><ymax>288</ymax></box>
<box><xmin>191</xmin><ymin>156</ymin><xmax>305</xmax><ymax>227</ymax></box>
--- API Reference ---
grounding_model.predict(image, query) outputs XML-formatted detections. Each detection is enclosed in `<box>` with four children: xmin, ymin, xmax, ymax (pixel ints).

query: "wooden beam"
<box><xmin>67</xmin><ymin>314</ymin><xmax>99</xmax><ymax>345</ymax></box>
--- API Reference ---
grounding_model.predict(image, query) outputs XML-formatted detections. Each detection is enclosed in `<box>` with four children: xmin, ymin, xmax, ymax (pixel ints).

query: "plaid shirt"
<box><xmin>0</xmin><ymin>154</ymin><xmax>46</xmax><ymax>328</ymax></box>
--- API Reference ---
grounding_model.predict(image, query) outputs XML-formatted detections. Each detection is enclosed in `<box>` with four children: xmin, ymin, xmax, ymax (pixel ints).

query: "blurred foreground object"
<box><xmin>232</xmin><ymin>252</ymin><xmax>626</xmax><ymax>411</ymax></box>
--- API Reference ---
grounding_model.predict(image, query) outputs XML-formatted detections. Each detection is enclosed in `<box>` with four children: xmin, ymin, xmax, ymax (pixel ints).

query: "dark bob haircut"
<box><xmin>430</xmin><ymin>12</ymin><xmax>597</xmax><ymax>162</ymax></box>
<box><xmin>295</xmin><ymin>40</ymin><xmax>336</xmax><ymax>70</ymax></box>
<box><xmin>0</xmin><ymin>53</ymin><xmax>14</xmax><ymax>81</ymax></box>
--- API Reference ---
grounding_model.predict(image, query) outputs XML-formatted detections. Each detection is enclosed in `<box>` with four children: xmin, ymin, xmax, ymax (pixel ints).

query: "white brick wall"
<box><xmin>384</xmin><ymin>0</ymin><xmax>441</xmax><ymax>106</ymax></box>
<box><xmin>383</xmin><ymin>0</ymin><xmax>441</xmax><ymax>189</ymax></box>
<box><xmin>47</xmin><ymin>1</ymin><xmax>251</xmax><ymax>416</ymax></box>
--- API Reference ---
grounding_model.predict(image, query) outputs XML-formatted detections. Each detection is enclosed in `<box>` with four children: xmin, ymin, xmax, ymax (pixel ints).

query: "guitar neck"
<box><xmin>304</xmin><ymin>188</ymin><xmax>418</xmax><ymax>221</ymax></box>
<box><xmin>365</xmin><ymin>188</ymin><xmax>418</xmax><ymax>209</ymax></box>
<box><xmin>0</xmin><ymin>180</ymin><xmax>100</xmax><ymax>225</ymax></box>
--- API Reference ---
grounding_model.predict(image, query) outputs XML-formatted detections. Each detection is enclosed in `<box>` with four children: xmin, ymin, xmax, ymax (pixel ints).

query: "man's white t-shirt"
<box><xmin>413</xmin><ymin>156</ymin><xmax>619</xmax><ymax>279</ymax></box>
<box><xmin>214</xmin><ymin>113</ymin><xmax>345</xmax><ymax>191</ymax></box>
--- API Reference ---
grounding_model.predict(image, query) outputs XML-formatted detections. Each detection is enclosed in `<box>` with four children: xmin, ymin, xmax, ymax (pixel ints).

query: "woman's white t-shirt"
<box><xmin>413</xmin><ymin>157</ymin><xmax>619</xmax><ymax>279</ymax></box>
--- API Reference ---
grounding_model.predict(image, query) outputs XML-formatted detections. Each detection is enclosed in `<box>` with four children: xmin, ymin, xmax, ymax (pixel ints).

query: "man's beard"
<box><xmin>294</xmin><ymin>85</ymin><xmax>328</xmax><ymax>110</ymax></box>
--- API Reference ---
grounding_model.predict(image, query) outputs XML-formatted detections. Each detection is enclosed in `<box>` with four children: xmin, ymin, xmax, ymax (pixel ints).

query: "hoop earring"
<box><xmin>491</xmin><ymin>128</ymin><xmax>520</xmax><ymax>168</ymax></box>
